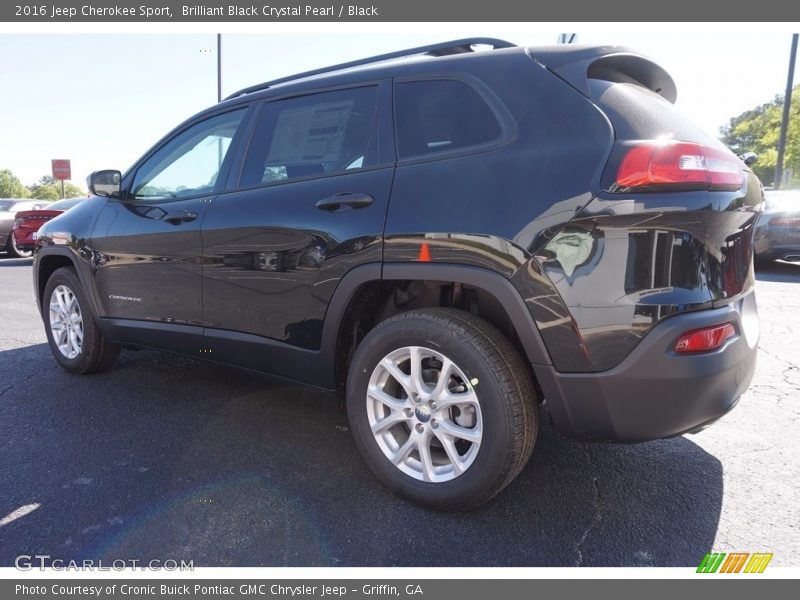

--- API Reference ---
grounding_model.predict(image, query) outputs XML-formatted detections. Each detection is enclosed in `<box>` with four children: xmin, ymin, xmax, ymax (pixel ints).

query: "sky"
<box><xmin>0</xmin><ymin>28</ymin><xmax>797</xmax><ymax>188</ymax></box>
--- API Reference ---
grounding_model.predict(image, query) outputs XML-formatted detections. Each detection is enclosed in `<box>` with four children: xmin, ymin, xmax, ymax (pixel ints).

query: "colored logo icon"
<box><xmin>697</xmin><ymin>552</ymin><xmax>773</xmax><ymax>573</ymax></box>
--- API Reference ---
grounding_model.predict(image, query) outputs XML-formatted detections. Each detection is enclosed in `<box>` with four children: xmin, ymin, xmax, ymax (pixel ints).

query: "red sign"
<box><xmin>51</xmin><ymin>159</ymin><xmax>71</xmax><ymax>181</ymax></box>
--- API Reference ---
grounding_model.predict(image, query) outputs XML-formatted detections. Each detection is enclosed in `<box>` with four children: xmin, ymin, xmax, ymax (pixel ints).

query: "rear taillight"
<box><xmin>674</xmin><ymin>322</ymin><xmax>736</xmax><ymax>354</ymax></box>
<box><xmin>615</xmin><ymin>141</ymin><xmax>744</xmax><ymax>192</ymax></box>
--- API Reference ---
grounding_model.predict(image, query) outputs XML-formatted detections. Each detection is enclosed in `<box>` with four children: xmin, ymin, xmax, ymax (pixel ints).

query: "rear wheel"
<box><xmin>43</xmin><ymin>267</ymin><xmax>119</xmax><ymax>374</ymax></box>
<box><xmin>346</xmin><ymin>308</ymin><xmax>538</xmax><ymax>511</ymax></box>
<box><xmin>5</xmin><ymin>234</ymin><xmax>32</xmax><ymax>258</ymax></box>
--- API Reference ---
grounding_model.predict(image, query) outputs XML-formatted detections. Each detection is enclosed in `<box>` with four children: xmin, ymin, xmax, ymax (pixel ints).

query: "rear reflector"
<box><xmin>674</xmin><ymin>322</ymin><xmax>736</xmax><ymax>354</ymax></box>
<box><xmin>615</xmin><ymin>141</ymin><xmax>744</xmax><ymax>192</ymax></box>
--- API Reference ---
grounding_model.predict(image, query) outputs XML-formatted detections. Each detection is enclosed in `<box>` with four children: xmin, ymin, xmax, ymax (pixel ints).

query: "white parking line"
<box><xmin>0</xmin><ymin>503</ymin><xmax>40</xmax><ymax>527</ymax></box>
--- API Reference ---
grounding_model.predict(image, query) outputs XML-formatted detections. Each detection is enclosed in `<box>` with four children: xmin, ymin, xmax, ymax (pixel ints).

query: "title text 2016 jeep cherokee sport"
<box><xmin>33</xmin><ymin>39</ymin><xmax>761</xmax><ymax>510</ymax></box>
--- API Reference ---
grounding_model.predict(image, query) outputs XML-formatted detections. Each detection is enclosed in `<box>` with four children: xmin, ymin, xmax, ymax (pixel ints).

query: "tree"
<box><xmin>721</xmin><ymin>85</ymin><xmax>800</xmax><ymax>186</ymax></box>
<box><xmin>28</xmin><ymin>175</ymin><xmax>85</xmax><ymax>200</ymax></box>
<box><xmin>0</xmin><ymin>169</ymin><xmax>31</xmax><ymax>198</ymax></box>
<box><xmin>31</xmin><ymin>186</ymin><xmax>60</xmax><ymax>200</ymax></box>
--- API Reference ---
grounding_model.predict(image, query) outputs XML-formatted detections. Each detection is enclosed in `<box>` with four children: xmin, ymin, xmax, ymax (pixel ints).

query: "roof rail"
<box><xmin>222</xmin><ymin>37</ymin><xmax>516</xmax><ymax>101</ymax></box>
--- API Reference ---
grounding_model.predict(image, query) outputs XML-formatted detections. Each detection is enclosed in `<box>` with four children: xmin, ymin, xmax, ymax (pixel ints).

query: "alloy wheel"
<box><xmin>366</xmin><ymin>346</ymin><xmax>483</xmax><ymax>483</ymax></box>
<box><xmin>49</xmin><ymin>285</ymin><xmax>83</xmax><ymax>359</ymax></box>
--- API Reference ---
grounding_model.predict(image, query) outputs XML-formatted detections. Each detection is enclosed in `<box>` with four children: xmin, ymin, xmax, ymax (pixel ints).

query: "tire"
<box><xmin>5</xmin><ymin>233</ymin><xmax>32</xmax><ymax>258</ymax></box>
<box><xmin>43</xmin><ymin>267</ymin><xmax>120</xmax><ymax>374</ymax></box>
<box><xmin>346</xmin><ymin>307</ymin><xmax>538</xmax><ymax>511</ymax></box>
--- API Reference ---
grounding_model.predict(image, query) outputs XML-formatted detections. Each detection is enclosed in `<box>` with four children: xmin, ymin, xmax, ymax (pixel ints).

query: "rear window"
<box><xmin>394</xmin><ymin>79</ymin><xmax>501</xmax><ymax>158</ymax></box>
<box><xmin>588</xmin><ymin>78</ymin><xmax>724</xmax><ymax>149</ymax></box>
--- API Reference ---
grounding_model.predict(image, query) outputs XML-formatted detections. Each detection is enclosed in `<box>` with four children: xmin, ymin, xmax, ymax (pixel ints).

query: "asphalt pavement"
<box><xmin>0</xmin><ymin>254</ymin><xmax>798</xmax><ymax>567</ymax></box>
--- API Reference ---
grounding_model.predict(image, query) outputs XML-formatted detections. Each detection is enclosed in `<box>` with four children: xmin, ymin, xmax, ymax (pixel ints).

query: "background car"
<box><xmin>0</xmin><ymin>198</ymin><xmax>48</xmax><ymax>258</ymax></box>
<box><xmin>12</xmin><ymin>197</ymin><xmax>88</xmax><ymax>256</ymax></box>
<box><xmin>754</xmin><ymin>189</ymin><xmax>800</xmax><ymax>263</ymax></box>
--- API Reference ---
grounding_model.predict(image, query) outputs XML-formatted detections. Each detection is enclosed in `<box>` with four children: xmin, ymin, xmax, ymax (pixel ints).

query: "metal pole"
<box><xmin>216</xmin><ymin>33</ymin><xmax>223</xmax><ymax>168</ymax></box>
<box><xmin>61</xmin><ymin>180</ymin><xmax>65</xmax><ymax>199</ymax></box>
<box><xmin>217</xmin><ymin>33</ymin><xmax>222</xmax><ymax>102</ymax></box>
<box><xmin>775</xmin><ymin>33</ymin><xmax>798</xmax><ymax>190</ymax></box>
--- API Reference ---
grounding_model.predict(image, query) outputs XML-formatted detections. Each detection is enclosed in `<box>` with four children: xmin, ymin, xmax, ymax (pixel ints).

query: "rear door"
<box><xmin>201</xmin><ymin>81</ymin><xmax>394</xmax><ymax>381</ymax></box>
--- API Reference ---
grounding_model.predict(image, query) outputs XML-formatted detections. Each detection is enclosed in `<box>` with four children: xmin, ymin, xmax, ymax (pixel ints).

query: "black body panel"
<box><xmin>202</xmin><ymin>167</ymin><xmax>393</xmax><ymax>350</ymax></box>
<box><xmin>91</xmin><ymin>198</ymin><xmax>208</xmax><ymax>325</ymax></box>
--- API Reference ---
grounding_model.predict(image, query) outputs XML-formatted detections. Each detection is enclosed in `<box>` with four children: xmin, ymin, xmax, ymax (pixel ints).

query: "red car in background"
<box><xmin>12</xmin><ymin>197</ymin><xmax>88</xmax><ymax>256</ymax></box>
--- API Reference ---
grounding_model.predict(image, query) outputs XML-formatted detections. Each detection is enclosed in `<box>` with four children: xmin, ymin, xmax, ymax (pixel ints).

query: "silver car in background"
<box><xmin>754</xmin><ymin>190</ymin><xmax>800</xmax><ymax>263</ymax></box>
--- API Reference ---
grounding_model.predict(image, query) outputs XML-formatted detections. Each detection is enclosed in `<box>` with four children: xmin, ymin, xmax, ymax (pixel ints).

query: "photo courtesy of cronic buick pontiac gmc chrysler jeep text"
<box><xmin>32</xmin><ymin>39</ymin><xmax>761</xmax><ymax>510</ymax></box>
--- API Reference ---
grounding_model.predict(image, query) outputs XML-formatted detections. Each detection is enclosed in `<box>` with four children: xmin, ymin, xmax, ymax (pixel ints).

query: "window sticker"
<box><xmin>266</xmin><ymin>100</ymin><xmax>354</xmax><ymax>166</ymax></box>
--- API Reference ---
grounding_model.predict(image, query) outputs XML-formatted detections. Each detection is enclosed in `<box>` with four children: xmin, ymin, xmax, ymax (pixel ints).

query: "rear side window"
<box><xmin>240</xmin><ymin>86</ymin><xmax>379</xmax><ymax>187</ymax></box>
<box><xmin>394</xmin><ymin>79</ymin><xmax>501</xmax><ymax>158</ymax></box>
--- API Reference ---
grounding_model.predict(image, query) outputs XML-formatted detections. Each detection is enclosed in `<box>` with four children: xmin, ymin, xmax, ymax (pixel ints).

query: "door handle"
<box><xmin>315</xmin><ymin>193</ymin><xmax>374</xmax><ymax>212</ymax></box>
<box><xmin>163</xmin><ymin>210</ymin><xmax>198</xmax><ymax>225</ymax></box>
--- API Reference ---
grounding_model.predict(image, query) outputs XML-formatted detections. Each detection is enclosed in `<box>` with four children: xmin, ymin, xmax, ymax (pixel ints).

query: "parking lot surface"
<box><xmin>1</xmin><ymin>255</ymin><xmax>798</xmax><ymax>567</ymax></box>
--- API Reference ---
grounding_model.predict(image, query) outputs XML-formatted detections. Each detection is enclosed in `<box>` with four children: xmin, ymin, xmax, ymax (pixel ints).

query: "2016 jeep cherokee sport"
<box><xmin>33</xmin><ymin>39</ymin><xmax>761</xmax><ymax>510</ymax></box>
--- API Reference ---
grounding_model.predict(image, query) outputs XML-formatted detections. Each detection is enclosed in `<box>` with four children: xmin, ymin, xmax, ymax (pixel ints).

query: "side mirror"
<box><xmin>87</xmin><ymin>170</ymin><xmax>122</xmax><ymax>198</ymax></box>
<box><xmin>739</xmin><ymin>152</ymin><xmax>758</xmax><ymax>167</ymax></box>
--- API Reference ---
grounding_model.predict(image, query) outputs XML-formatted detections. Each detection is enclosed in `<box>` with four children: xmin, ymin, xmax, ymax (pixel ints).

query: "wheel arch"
<box><xmin>314</xmin><ymin>262</ymin><xmax>553</xmax><ymax>390</ymax></box>
<box><xmin>36</xmin><ymin>248</ymin><xmax>100</xmax><ymax>319</ymax></box>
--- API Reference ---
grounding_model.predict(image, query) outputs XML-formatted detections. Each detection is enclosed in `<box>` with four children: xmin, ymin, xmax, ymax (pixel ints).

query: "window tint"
<box><xmin>240</xmin><ymin>86</ymin><xmax>379</xmax><ymax>187</ymax></box>
<box><xmin>132</xmin><ymin>109</ymin><xmax>246</xmax><ymax>201</ymax></box>
<box><xmin>395</xmin><ymin>79</ymin><xmax>501</xmax><ymax>158</ymax></box>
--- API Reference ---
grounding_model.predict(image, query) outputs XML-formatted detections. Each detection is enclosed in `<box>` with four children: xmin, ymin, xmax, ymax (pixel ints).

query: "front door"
<box><xmin>91</xmin><ymin>107</ymin><xmax>249</xmax><ymax>349</ymax></box>
<box><xmin>201</xmin><ymin>83</ymin><xmax>394</xmax><ymax>380</ymax></box>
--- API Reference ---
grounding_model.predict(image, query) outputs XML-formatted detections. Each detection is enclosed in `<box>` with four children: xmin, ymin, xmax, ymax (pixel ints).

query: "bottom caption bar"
<box><xmin>4</xmin><ymin>579</ymin><xmax>794</xmax><ymax>599</ymax></box>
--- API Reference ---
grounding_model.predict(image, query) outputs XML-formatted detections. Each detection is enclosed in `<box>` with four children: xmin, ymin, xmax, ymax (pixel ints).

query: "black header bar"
<box><xmin>3</xmin><ymin>0</ymin><xmax>800</xmax><ymax>22</ymax></box>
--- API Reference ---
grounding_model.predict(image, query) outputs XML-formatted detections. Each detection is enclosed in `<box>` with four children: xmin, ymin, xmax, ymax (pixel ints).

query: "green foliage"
<box><xmin>0</xmin><ymin>169</ymin><xmax>31</xmax><ymax>198</ymax></box>
<box><xmin>29</xmin><ymin>174</ymin><xmax>85</xmax><ymax>200</ymax></box>
<box><xmin>721</xmin><ymin>85</ymin><xmax>800</xmax><ymax>186</ymax></box>
<box><xmin>1</xmin><ymin>170</ymin><xmax>87</xmax><ymax>200</ymax></box>
<box><xmin>31</xmin><ymin>185</ymin><xmax>60</xmax><ymax>200</ymax></box>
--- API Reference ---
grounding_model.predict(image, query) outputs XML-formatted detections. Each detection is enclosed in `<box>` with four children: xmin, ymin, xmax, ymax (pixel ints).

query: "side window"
<box><xmin>239</xmin><ymin>86</ymin><xmax>379</xmax><ymax>187</ymax></box>
<box><xmin>395</xmin><ymin>79</ymin><xmax>501</xmax><ymax>158</ymax></box>
<box><xmin>131</xmin><ymin>109</ymin><xmax>246</xmax><ymax>201</ymax></box>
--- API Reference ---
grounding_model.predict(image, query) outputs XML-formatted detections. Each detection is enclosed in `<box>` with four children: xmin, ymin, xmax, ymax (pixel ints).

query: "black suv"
<box><xmin>33</xmin><ymin>39</ymin><xmax>761</xmax><ymax>510</ymax></box>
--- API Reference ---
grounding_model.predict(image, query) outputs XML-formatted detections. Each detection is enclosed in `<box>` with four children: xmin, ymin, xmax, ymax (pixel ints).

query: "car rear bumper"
<box><xmin>533</xmin><ymin>291</ymin><xmax>759</xmax><ymax>442</ymax></box>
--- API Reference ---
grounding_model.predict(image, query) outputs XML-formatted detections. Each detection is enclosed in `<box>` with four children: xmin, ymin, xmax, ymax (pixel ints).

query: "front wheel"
<box><xmin>346</xmin><ymin>308</ymin><xmax>538</xmax><ymax>511</ymax></box>
<box><xmin>43</xmin><ymin>267</ymin><xmax>120</xmax><ymax>374</ymax></box>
